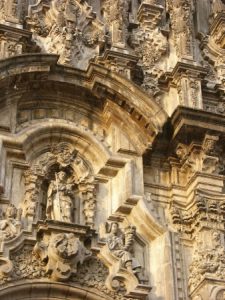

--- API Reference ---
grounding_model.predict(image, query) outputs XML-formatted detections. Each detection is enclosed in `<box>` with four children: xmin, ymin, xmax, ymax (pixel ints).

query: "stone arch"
<box><xmin>19</xmin><ymin>121</ymin><xmax>111</xmax><ymax>173</ymax></box>
<box><xmin>0</xmin><ymin>54</ymin><xmax>167</xmax><ymax>300</ymax></box>
<box><xmin>0</xmin><ymin>282</ymin><xmax>115</xmax><ymax>300</ymax></box>
<box><xmin>0</xmin><ymin>54</ymin><xmax>168</xmax><ymax>154</ymax></box>
<box><xmin>210</xmin><ymin>286</ymin><xmax>225</xmax><ymax>299</ymax></box>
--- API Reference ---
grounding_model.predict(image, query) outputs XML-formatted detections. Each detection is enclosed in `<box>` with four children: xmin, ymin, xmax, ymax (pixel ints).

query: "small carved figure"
<box><xmin>83</xmin><ymin>198</ymin><xmax>96</xmax><ymax>226</ymax></box>
<box><xmin>107</xmin><ymin>222</ymin><xmax>141</xmax><ymax>276</ymax></box>
<box><xmin>0</xmin><ymin>204</ymin><xmax>22</xmax><ymax>241</ymax></box>
<box><xmin>46</xmin><ymin>171</ymin><xmax>74</xmax><ymax>222</ymax></box>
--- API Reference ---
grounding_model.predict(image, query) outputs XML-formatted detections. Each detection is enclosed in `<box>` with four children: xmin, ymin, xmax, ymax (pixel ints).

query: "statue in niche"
<box><xmin>0</xmin><ymin>204</ymin><xmax>22</xmax><ymax>242</ymax></box>
<box><xmin>107</xmin><ymin>222</ymin><xmax>141</xmax><ymax>277</ymax></box>
<box><xmin>52</xmin><ymin>143</ymin><xmax>77</xmax><ymax>167</ymax></box>
<box><xmin>46</xmin><ymin>171</ymin><xmax>75</xmax><ymax>222</ymax></box>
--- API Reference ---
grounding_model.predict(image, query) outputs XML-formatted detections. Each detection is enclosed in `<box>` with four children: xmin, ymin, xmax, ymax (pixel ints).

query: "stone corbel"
<box><xmin>175</xmin><ymin>143</ymin><xmax>201</xmax><ymax>184</ymax></box>
<box><xmin>172</xmin><ymin>134</ymin><xmax>220</xmax><ymax>186</ymax></box>
<box><xmin>161</xmin><ymin>63</ymin><xmax>207</xmax><ymax>109</ymax></box>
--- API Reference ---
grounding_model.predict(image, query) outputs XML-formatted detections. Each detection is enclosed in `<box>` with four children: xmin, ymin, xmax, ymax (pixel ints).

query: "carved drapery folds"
<box><xmin>0</xmin><ymin>257</ymin><xmax>13</xmax><ymax>280</ymax></box>
<box><xmin>46</xmin><ymin>170</ymin><xmax>75</xmax><ymax>222</ymax></box>
<box><xmin>0</xmin><ymin>216</ymin><xmax>149</xmax><ymax>299</ymax></box>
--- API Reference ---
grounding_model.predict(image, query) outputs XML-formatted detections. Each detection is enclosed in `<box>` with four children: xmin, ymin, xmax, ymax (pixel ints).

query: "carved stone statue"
<box><xmin>107</xmin><ymin>222</ymin><xmax>141</xmax><ymax>276</ymax></box>
<box><xmin>46</xmin><ymin>171</ymin><xmax>74</xmax><ymax>222</ymax></box>
<box><xmin>0</xmin><ymin>204</ymin><xmax>22</xmax><ymax>242</ymax></box>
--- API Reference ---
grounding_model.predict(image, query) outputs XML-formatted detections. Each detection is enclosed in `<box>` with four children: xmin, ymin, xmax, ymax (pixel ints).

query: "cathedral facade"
<box><xmin>0</xmin><ymin>1</ymin><xmax>224</xmax><ymax>299</ymax></box>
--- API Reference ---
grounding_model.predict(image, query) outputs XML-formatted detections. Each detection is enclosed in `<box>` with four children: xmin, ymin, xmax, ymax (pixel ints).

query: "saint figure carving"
<box><xmin>0</xmin><ymin>204</ymin><xmax>22</xmax><ymax>241</ymax></box>
<box><xmin>107</xmin><ymin>222</ymin><xmax>141</xmax><ymax>276</ymax></box>
<box><xmin>46</xmin><ymin>171</ymin><xmax>74</xmax><ymax>222</ymax></box>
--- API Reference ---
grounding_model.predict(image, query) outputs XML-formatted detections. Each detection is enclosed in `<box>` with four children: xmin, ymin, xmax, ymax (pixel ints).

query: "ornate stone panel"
<box><xmin>1</xmin><ymin>1</ymin><xmax>225</xmax><ymax>300</ymax></box>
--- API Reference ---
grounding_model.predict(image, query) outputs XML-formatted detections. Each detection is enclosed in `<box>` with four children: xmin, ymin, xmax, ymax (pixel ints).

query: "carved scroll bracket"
<box><xmin>33</xmin><ymin>230</ymin><xmax>91</xmax><ymax>281</ymax></box>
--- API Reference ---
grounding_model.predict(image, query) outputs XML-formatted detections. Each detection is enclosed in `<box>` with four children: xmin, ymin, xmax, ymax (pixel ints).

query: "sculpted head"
<box><xmin>212</xmin><ymin>230</ymin><xmax>220</xmax><ymax>241</ymax></box>
<box><xmin>111</xmin><ymin>222</ymin><xmax>119</xmax><ymax>234</ymax></box>
<box><xmin>5</xmin><ymin>204</ymin><xmax>17</xmax><ymax>219</ymax></box>
<box><xmin>58</xmin><ymin>171</ymin><xmax>66</xmax><ymax>181</ymax></box>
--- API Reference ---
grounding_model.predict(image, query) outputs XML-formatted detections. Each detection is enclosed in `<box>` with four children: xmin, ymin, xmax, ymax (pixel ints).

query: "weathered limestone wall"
<box><xmin>0</xmin><ymin>1</ymin><xmax>224</xmax><ymax>300</ymax></box>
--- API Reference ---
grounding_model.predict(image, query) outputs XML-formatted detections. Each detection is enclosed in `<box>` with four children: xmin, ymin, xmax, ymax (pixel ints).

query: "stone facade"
<box><xmin>0</xmin><ymin>1</ymin><xmax>224</xmax><ymax>300</ymax></box>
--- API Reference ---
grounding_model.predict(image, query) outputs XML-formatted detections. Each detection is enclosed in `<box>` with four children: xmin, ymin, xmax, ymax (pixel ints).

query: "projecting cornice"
<box><xmin>0</xmin><ymin>54</ymin><xmax>168</xmax><ymax>151</ymax></box>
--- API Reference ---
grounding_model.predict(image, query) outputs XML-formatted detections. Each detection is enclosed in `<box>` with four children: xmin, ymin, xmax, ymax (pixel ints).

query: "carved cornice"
<box><xmin>171</xmin><ymin>106</ymin><xmax>225</xmax><ymax>138</ymax></box>
<box><xmin>0</xmin><ymin>54</ymin><xmax>168</xmax><ymax>154</ymax></box>
<box><xmin>137</xmin><ymin>3</ymin><xmax>164</xmax><ymax>28</ymax></box>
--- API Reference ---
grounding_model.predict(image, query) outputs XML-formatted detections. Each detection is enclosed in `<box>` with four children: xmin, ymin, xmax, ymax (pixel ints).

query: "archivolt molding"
<box><xmin>0</xmin><ymin>281</ymin><xmax>119</xmax><ymax>300</ymax></box>
<box><xmin>0</xmin><ymin>54</ymin><xmax>167</xmax><ymax>143</ymax></box>
<box><xmin>17</xmin><ymin>121</ymin><xmax>111</xmax><ymax>169</ymax></box>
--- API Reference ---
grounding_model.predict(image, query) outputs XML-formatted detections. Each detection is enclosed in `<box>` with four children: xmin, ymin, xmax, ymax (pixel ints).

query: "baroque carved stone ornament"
<box><xmin>21</xmin><ymin>142</ymin><xmax>97</xmax><ymax>228</ymax></box>
<box><xmin>1</xmin><ymin>1</ymin><xmax>225</xmax><ymax>299</ymax></box>
<box><xmin>33</xmin><ymin>232</ymin><xmax>91</xmax><ymax>281</ymax></box>
<box><xmin>27</xmin><ymin>0</ymin><xmax>104</xmax><ymax>69</ymax></box>
<box><xmin>0</xmin><ymin>204</ymin><xmax>22</xmax><ymax>248</ymax></box>
<box><xmin>107</xmin><ymin>222</ymin><xmax>141</xmax><ymax>277</ymax></box>
<box><xmin>98</xmin><ymin>221</ymin><xmax>150</xmax><ymax>297</ymax></box>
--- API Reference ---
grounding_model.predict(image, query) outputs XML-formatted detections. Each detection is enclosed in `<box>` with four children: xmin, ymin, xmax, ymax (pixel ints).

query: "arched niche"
<box><xmin>0</xmin><ymin>281</ymin><xmax>116</xmax><ymax>300</ymax></box>
<box><xmin>0</xmin><ymin>54</ymin><xmax>167</xmax><ymax>154</ymax></box>
<box><xmin>21</xmin><ymin>139</ymin><xmax>100</xmax><ymax>228</ymax></box>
